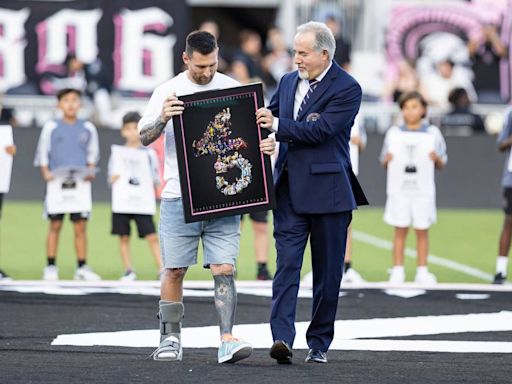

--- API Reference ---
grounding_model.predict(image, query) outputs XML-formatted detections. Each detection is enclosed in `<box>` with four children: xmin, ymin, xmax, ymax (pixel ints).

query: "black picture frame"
<box><xmin>172</xmin><ymin>83</ymin><xmax>275</xmax><ymax>223</ymax></box>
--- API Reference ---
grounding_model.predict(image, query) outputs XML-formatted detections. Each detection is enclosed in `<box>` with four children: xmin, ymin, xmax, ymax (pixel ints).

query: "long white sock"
<box><xmin>496</xmin><ymin>256</ymin><xmax>508</xmax><ymax>275</ymax></box>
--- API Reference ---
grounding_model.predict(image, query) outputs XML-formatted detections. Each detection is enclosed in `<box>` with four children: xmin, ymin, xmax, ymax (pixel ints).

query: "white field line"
<box><xmin>52</xmin><ymin>311</ymin><xmax>512</xmax><ymax>353</ymax></box>
<box><xmin>353</xmin><ymin>230</ymin><xmax>493</xmax><ymax>281</ymax></box>
<box><xmin>2</xmin><ymin>280</ymin><xmax>512</xmax><ymax>292</ymax></box>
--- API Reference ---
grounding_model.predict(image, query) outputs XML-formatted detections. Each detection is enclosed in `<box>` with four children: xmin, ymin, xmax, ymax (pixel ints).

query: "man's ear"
<box><xmin>182</xmin><ymin>52</ymin><xmax>189</xmax><ymax>64</ymax></box>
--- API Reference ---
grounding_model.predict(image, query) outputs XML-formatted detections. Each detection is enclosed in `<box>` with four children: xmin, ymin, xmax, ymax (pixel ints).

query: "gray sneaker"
<box><xmin>152</xmin><ymin>336</ymin><xmax>182</xmax><ymax>361</ymax></box>
<box><xmin>218</xmin><ymin>339</ymin><xmax>252</xmax><ymax>363</ymax></box>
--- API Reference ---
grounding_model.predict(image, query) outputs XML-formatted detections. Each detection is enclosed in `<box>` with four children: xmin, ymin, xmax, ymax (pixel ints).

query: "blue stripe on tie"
<box><xmin>298</xmin><ymin>79</ymin><xmax>319</xmax><ymax>116</ymax></box>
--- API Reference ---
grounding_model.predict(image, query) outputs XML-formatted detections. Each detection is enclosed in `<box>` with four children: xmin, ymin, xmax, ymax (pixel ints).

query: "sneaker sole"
<box><xmin>218</xmin><ymin>345</ymin><xmax>252</xmax><ymax>363</ymax></box>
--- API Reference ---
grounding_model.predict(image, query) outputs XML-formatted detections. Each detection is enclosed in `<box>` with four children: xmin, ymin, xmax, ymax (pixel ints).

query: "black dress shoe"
<box><xmin>270</xmin><ymin>340</ymin><xmax>293</xmax><ymax>364</ymax></box>
<box><xmin>305</xmin><ymin>349</ymin><xmax>327</xmax><ymax>363</ymax></box>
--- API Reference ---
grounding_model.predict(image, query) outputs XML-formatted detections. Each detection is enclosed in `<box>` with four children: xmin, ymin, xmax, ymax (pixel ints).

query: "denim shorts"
<box><xmin>159</xmin><ymin>198</ymin><xmax>241</xmax><ymax>268</ymax></box>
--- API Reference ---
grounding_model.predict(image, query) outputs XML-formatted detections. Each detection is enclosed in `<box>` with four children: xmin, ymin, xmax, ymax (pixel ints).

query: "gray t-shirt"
<box><xmin>34</xmin><ymin>119</ymin><xmax>99</xmax><ymax>170</ymax></box>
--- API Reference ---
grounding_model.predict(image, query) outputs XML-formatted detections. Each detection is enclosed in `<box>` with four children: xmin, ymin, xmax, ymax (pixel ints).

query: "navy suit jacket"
<box><xmin>269</xmin><ymin>61</ymin><xmax>368</xmax><ymax>214</ymax></box>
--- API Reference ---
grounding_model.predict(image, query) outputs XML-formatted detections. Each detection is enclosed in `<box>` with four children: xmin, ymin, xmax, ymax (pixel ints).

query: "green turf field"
<box><xmin>0</xmin><ymin>201</ymin><xmax>502</xmax><ymax>282</ymax></box>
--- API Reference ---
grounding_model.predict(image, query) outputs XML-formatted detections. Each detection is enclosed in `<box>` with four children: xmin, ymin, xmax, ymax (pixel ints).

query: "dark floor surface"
<box><xmin>1</xmin><ymin>288</ymin><xmax>511</xmax><ymax>384</ymax></box>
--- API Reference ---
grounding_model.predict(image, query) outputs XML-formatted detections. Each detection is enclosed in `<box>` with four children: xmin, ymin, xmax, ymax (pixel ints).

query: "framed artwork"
<box><xmin>173</xmin><ymin>83</ymin><xmax>275</xmax><ymax>223</ymax></box>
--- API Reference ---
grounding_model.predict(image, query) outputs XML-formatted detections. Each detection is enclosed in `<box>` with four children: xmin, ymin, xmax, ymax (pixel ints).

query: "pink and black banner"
<box><xmin>386</xmin><ymin>0</ymin><xmax>512</xmax><ymax>103</ymax></box>
<box><xmin>0</xmin><ymin>0</ymin><xmax>189</xmax><ymax>95</ymax></box>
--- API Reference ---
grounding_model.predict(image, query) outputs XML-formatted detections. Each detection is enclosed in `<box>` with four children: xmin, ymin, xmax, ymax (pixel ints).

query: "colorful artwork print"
<box><xmin>172</xmin><ymin>83</ymin><xmax>275</xmax><ymax>223</ymax></box>
<box><xmin>192</xmin><ymin>108</ymin><xmax>253</xmax><ymax>196</ymax></box>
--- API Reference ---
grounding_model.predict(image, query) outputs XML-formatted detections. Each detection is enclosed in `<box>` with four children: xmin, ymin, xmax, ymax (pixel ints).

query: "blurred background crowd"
<box><xmin>0</xmin><ymin>0</ymin><xmax>510</xmax><ymax>136</ymax></box>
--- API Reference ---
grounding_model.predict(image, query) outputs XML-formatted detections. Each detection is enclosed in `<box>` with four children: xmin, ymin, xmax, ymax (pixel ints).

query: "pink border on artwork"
<box><xmin>179</xmin><ymin>91</ymin><xmax>270</xmax><ymax>217</ymax></box>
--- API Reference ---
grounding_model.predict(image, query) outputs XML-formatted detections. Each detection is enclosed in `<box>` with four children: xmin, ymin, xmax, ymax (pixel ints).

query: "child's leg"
<box><xmin>498</xmin><ymin>214</ymin><xmax>512</xmax><ymax>258</ymax></box>
<box><xmin>145</xmin><ymin>233</ymin><xmax>163</xmax><ymax>270</ymax></box>
<box><xmin>252</xmin><ymin>220</ymin><xmax>269</xmax><ymax>265</ymax></box>
<box><xmin>345</xmin><ymin>225</ymin><xmax>352</xmax><ymax>265</ymax></box>
<box><xmin>416</xmin><ymin>229</ymin><xmax>429</xmax><ymax>266</ymax></box>
<box><xmin>414</xmin><ymin>228</ymin><xmax>437</xmax><ymax>284</ymax></box>
<box><xmin>392</xmin><ymin>227</ymin><xmax>408</xmax><ymax>266</ymax></box>
<box><xmin>47</xmin><ymin>219</ymin><xmax>63</xmax><ymax>262</ymax></box>
<box><xmin>495</xmin><ymin>214</ymin><xmax>512</xmax><ymax>280</ymax></box>
<box><xmin>73</xmin><ymin>219</ymin><xmax>87</xmax><ymax>263</ymax></box>
<box><xmin>119</xmin><ymin>235</ymin><xmax>132</xmax><ymax>271</ymax></box>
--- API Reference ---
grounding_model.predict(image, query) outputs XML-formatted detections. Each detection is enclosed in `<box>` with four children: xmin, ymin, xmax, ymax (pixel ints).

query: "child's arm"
<box><xmin>107</xmin><ymin>153</ymin><xmax>120</xmax><ymax>184</ymax></box>
<box><xmin>84</xmin><ymin>163</ymin><xmax>97</xmax><ymax>182</ymax></box>
<box><xmin>431</xmin><ymin>126</ymin><xmax>448</xmax><ymax>170</ymax></box>
<box><xmin>498</xmin><ymin>109</ymin><xmax>512</xmax><ymax>152</ymax></box>
<box><xmin>34</xmin><ymin>121</ymin><xmax>54</xmax><ymax>170</ymax></box>
<box><xmin>380</xmin><ymin>128</ymin><xmax>392</xmax><ymax>168</ymax></box>
<box><xmin>498</xmin><ymin>134</ymin><xmax>512</xmax><ymax>152</ymax></box>
<box><xmin>85</xmin><ymin>122</ymin><xmax>100</xmax><ymax>181</ymax></box>
<box><xmin>381</xmin><ymin>153</ymin><xmax>393</xmax><ymax>168</ymax></box>
<box><xmin>350</xmin><ymin>122</ymin><xmax>367</xmax><ymax>153</ymax></box>
<box><xmin>148</xmin><ymin>149</ymin><xmax>162</xmax><ymax>188</ymax></box>
<box><xmin>429</xmin><ymin>152</ymin><xmax>445</xmax><ymax>170</ymax></box>
<box><xmin>5</xmin><ymin>145</ymin><xmax>16</xmax><ymax>156</ymax></box>
<box><xmin>40</xmin><ymin>166</ymin><xmax>54</xmax><ymax>182</ymax></box>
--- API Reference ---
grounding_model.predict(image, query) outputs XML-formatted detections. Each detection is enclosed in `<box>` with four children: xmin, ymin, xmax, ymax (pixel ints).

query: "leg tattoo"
<box><xmin>213</xmin><ymin>274</ymin><xmax>237</xmax><ymax>336</ymax></box>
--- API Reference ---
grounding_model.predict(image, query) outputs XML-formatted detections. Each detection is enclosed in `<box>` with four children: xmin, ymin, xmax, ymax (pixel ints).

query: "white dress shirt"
<box><xmin>271</xmin><ymin>62</ymin><xmax>332</xmax><ymax>132</ymax></box>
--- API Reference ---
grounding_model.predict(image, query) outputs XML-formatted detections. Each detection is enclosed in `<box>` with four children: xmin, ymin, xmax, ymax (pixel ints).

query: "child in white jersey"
<box><xmin>380</xmin><ymin>91</ymin><xmax>447</xmax><ymax>284</ymax></box>
<box><xmin>108</xmin><ymin>112</ymin><xmax>163</xmax><ymax>281</ymax></box>
<box><xmin>34</xmin><ymin>88</ymin><xmax>100</xmax><ymax>281</ymax></box>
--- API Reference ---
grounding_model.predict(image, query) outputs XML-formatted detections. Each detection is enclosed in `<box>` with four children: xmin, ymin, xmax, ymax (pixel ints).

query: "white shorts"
<box><xmin>384</xmin><ymin>195</ymin><xmax>436</xmax><ymax>230</ymax></box>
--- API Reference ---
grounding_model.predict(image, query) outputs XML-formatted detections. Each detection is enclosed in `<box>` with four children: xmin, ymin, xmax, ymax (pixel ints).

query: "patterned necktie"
<box><xmin>298</xmin><ymin>78</ymin><xmax>319</xmax><ymax>117</ymax></box>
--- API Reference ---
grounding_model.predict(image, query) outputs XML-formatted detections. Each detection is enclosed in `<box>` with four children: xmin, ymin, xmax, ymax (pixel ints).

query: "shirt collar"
<box><xmin>400</xmin><ymin>120</ymin><xmax>430</xmax><ymax>132</ymax></box>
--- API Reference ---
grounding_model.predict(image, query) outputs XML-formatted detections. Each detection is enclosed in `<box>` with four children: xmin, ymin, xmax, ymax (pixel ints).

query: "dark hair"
<box><xmin>57</xmin><ymin>88</ymin><xmax>81</xmax><ymax>100</ymax></box>
<box><xmin>64</xmin><ymin>53</ymin><xmax>78</xmax><ymax>66</ymax></box>
<box><xmin>122</xmin><ymin>111</ymin><xmax>141</xmax><ymax>126</ymax></box>
<box><xmin>398</xmin><ymin>91</ymin><xmax>428</xmax><ymax>118</ymax></box>
<box><xmin>185</xmin><ymin>30</ymin><xmax>217</xmax><ymax>56</ymax></box>
<box><xmin>448</xmin><ymin>87</ymin><xmax>470</xmax><ymax>106</ymax></box>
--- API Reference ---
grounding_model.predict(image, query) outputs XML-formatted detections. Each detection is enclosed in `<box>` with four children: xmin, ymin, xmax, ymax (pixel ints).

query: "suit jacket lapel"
<box><xmin>297</xmin><ymin>63</ymin><xmax>338</xmax><ymax>121</ymax></box>
<box><xmin>287</xmin><ymin>74</ymin><xmax>300</xmax><ymax>119</ymax></box>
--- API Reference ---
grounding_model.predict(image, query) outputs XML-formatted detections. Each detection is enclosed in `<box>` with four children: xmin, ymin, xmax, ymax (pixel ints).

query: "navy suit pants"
<box><xmin>270</xmin><ymin>173</ymin><xmax>352</xmax><ymax>352</ymax></box>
